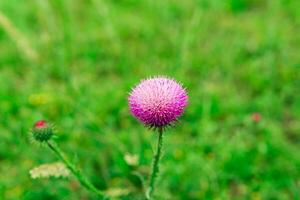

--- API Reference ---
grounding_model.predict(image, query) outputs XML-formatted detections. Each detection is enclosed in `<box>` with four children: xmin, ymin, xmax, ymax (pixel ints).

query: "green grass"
<box><xmin>0</xmin><ymin>0</ymin><xmax>300</xmax><ymax>199</ymax></box>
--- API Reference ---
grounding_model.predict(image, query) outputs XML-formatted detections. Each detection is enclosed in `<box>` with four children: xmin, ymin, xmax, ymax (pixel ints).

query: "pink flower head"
<box><xmin>34</xmin><ymin>120</ymin><xmax>47</xmax><ymax>129</ymax></box>
<box><xmin>129</xmin><ymin>76</ymin><xmax>188</xmax><ymax>128</ymax></box>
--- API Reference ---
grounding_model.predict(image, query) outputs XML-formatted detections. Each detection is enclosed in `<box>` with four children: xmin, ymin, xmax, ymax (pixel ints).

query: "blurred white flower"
<box><xmin>124</xmin><ymin>153</ymin><xmax>139</xmax><ymax>166</ymax></box>
<box><xmin>29</xmin><ymin>162</ymin><xmax>70</xmax><ymax>179</ymax></box>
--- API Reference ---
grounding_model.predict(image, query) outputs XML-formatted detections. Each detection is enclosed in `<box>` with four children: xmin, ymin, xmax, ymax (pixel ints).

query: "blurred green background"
<box><xmin>0</xmin><ymin>0</ymin><xmax>300</xmax><ymax>199</ymax></box>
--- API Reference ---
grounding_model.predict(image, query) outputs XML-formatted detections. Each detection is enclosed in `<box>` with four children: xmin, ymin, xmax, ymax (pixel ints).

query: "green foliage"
<box><xmin>0</xmin><ymin>0</ymin><xmax>300</xmax><ymax>199</ymax></box>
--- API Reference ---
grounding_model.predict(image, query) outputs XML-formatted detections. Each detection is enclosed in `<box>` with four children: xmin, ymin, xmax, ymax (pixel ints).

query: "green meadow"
<box><xmin>0</xmin><ymin>0</ymin><xmax>300</xmax><ymax>199</ymax></box>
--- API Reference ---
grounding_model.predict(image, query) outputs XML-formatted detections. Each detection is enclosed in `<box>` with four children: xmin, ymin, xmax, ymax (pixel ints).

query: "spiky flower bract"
<box><xmin>128</xmin><ymin>76</ymin><xmax>188</xmax><ymax>128</ymax></box>
<box><xmin>31</xmin><ymin>120</ymin><xmax>54</xmax><ymax>143</ymax></box>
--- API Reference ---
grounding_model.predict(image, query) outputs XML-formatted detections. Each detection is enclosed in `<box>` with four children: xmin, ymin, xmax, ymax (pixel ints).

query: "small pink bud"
<box><xmin>251</xmin><ymin>112</ymin><xmax>261</xmax><ymax>123</ymax></box>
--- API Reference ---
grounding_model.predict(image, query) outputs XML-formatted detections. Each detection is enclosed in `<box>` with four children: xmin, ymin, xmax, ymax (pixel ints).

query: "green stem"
<box><xmin>146</xmin><ymin>127</ymin><xmax>164</xmax><ymax>199</ymax></box>
<box><xmin>47</xmin><ymin>141</ymin><xmax>107</xmax><ymax>200</ymax></box>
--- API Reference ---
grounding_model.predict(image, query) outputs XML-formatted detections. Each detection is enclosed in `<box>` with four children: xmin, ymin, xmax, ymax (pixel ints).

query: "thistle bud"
<box><xmin>31</xmin><ymin>120</ymin><xmax>54</xmax><ymax>143</ymax></box>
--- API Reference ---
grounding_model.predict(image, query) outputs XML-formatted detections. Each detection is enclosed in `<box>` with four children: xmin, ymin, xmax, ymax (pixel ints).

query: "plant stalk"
<box><xmin>146</xmin><ymin>127</ymin><xmax>164</xmax><ymax>199</ymax></box>
<box><xmin>47</xmin><ymin>141</ymin><xmax>107</xmax><ymax>200</ymax></box>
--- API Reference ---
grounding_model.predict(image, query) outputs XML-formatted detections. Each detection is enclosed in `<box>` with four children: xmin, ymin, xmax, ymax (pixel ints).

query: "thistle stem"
<box><xmin>47</xmin><ymin>141</ymin><xmax>107</xmax><ymax>200</ymax></box>
<box><xmin>147</xmin><ymin>127</ymin><xmax>164</xmax><ymax>199</ymax></box>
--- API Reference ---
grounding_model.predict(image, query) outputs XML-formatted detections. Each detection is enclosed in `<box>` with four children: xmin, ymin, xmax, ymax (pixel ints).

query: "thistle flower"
<box><xmin>129</xmin><ymin>76</ymin><xmax>188</xmax><ymax>128</ymax></box>
<box><xmin>129</xmin><ymin>76</ymin><xmax>188</xmax><ymax>199</ymax></box>
<box><xmin>31</xmin><ymin>120</ymin><xmax>54</xmax><ymax>143</ymax></box>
